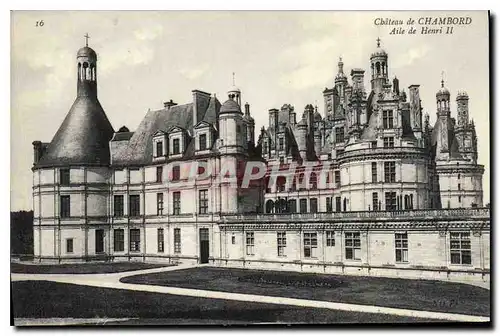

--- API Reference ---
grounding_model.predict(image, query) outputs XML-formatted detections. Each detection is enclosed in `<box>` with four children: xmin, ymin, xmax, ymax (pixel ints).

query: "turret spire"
<box><xmin>84</xmin><ymin>33</ymin><xmax>90</xmax><ymax>47</ymax></box>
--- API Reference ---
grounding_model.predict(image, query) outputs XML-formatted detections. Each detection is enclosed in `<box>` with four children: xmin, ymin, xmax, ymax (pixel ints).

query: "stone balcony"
<box><xmin>219</xmin><ymin>207</ymin><xmax>490</xmax><ymax>224</ymax></box>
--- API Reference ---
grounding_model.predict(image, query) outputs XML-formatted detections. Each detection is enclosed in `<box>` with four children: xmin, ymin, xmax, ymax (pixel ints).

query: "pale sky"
<box><xmin>10</xmin><ymin>10</ymin><xmax>490</xmax><ymax>211</ymax></box>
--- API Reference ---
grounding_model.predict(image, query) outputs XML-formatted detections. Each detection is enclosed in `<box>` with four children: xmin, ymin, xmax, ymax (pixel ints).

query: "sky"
<box><xmin>10</xmin><ymin>10</ymin><xmax>490</xmax><ymax>211</ymax></box>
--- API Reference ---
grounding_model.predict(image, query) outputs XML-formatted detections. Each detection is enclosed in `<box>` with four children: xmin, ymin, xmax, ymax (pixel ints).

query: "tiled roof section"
<box><xmin>112</xmin><ymin>103</ymin><xmax>193</xmax><ymax>165</ymax></box>
<box><xmin>431</xmin><ymin>118</ymin><xmax>463</xmax><ymax>160</ymax></box>
<box><xmin>202</xmin><ymin>96</ymin><xmax>221</xmax><ymax>126</ymax></box>
<box><xmin>112</xmin><ymin>95</ymin><xmax>219</xmax><ymax>166</ymax></box>
<box><xmin>35</xmin><ymin>96</ymin><xmax>115</xmax><ymax>168</ymax></box>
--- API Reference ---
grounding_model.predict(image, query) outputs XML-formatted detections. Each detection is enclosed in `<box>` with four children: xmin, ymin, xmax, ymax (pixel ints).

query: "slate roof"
<box><xmin>35</xmin><ymin>96</ymin><xmax>115</xmax><ymax>168</ymax></box>
<box><xmin>112</xmin><ymin>95</ymin><xmax>219</xmax><ymax>166</ymax></box>
<box><xmin>431</xmin><ymin>118</ymin><xmax>462</xmax><ymax>160</ymax></box>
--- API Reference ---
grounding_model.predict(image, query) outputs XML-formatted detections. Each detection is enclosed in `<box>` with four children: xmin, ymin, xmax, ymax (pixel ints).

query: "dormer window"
<box><xmin>199</xmin><ymin>134</ymin><xmax>207</xmax><ymax>151</ymax></box>
<box><xmin>173</xmin><ymin>139</ymin><xmax>180</xmax><ymax>155</ymax></box>
<box><xmin>156</xmin><ymin>141</ymin><xmax>163</xmax><ymax>157</ymax></box>
<box><xmin>383</xmin><ymin>110</ymin><xmax>394</xmax><ymax>129</ymax></box>
<box><xmin>152</xmin><ymin>130</ymin><xmax>167</xmax><ymax>159</ymax></box>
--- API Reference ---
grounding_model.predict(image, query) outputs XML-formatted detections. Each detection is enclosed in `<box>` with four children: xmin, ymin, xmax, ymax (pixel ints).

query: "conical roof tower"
<box><xmin>35</xmin><ymin>36</ymin><xmax>114</xmax><ymax>168</ymax></box>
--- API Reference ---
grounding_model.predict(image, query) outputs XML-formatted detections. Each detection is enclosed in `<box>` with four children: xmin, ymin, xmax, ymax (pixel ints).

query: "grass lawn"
<box><xmin>121</xmin><ymin>267</ymin><xmax>490</xmax><ymax>317</ymax></box>
<box><xmin>11</xmin><ymin>262</ymin><xmax>170</xmax><ymax>274</ymax></box>
<box><xmin>11</xmin><ymin>281</ymin><xmax>447</xmax><ymax>324</ymax></box>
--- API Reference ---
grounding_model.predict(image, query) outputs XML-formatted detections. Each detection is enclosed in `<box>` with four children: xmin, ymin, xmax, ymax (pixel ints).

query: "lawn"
<box><xmin>11</xmin><ymin>262</ymin><xmax>170</xmax><ymax>274</ymax></box>
<box><xmin>11</xmin><ymin>281</ymin><xmax>447</xmax><ymax>325</ymax></box>
<box><xmin>121</xmin><ymin>267</ymin><xmax>490</xmax><ymax>317</ymax></box>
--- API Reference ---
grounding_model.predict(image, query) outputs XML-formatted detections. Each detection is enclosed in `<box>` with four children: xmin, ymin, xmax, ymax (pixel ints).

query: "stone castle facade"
<box><xmin>31</xmin><ymin>39</ymin><xmax>489</xmax><ymax>281</ymax></box>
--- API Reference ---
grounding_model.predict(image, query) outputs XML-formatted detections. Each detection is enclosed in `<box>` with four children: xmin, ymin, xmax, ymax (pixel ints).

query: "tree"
<box><xmin>11</xmin><ymin>210</ymin><xmax>33</xmax><ymax>255</ymax></box>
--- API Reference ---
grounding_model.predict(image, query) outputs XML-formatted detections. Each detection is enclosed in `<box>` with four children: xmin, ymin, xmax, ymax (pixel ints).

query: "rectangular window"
<box><xmin>157</xmin><ymin>228</ymin><xmax>164</xmax><ymax>253</ymax></box>
<box><xmin>157</xmin><ymin>193</ymin><xmax>164</xmax><ymax>216</ymax></box>
<box><xmin>129</xmin><ymin>195</ymin><xmax>140</xmax><ymax>217</ymax></box>
<box><xmin>114</xmin><ymin>195</ymin><xmax>124</xmax><ymax>217</ymax></box>
<box><xmin>385</xmin><ymin>192</ymin><xmax>397</xmax><ymax>211</ymax></box>
<box><xmin>114</xmin><ymin>229</ymin><xmax>124</xmax><ymax>252</ymax></box>
<box><xmin>384</xmin><ymin>161</ymin><xmax>396</xmax><ymax>183</ymax></box>
<box><xmin>246</xmin><ymin>232</ymin><xmax>255</xmax><ymax>255</ymax></box>
<box><xmin>173</xmin><ymin>191</ymin><xmax>181</xmax><ymax>215</ymax></box>
<box><xmin>199</xmin><ymin>133</ymin><xmax>207</xmax><ymax>151</ymax></box>
<box><xmin>395</xmin><ymin>232</ymin><xmax>409</xmax><ymax>262</ymax></box>
<box><xmin>371</xmin><ymin>141</ymin><xmax>377</xmax><ymax>148</ymax></box>
<box><xmin>277</xmin><ymin>232</ymin><xmax>286</xmax><ymax>256</ymax></box>
<box><xmin>383</xmin><ymin>110</ymin><xmax>394</xmax><ymax>129</ymax></box>
<box><xmin>278</xmin><ymin>137</ymin><xmax>284</xmax><ymax>151</ymax></box>
<box><xmin>199</xmin><ymin>189</ymin><xmax>209</xmax><ymax>214</ymax></box>
<box><xmin>345</xmin><ymin>232</ymin><xmax>361</xmax><ymax>260</ymax></box>
<box><xmin>372</xmin><ymin>192</ymin><xmax>379</xmax><ymax>211</ymax></box>
<box><xmin>288</xmin><ymin>199</ymin><xmax>297</xmax><ymax>213</ymax></box>
<box><xmin>299</xmin><ymin>198</ymin><xmax>308</xmax><ymax>213</ymax></box>
<box><xmin>326</xmin><ymin>197</ymin><xmax>332</xmax><ymax>212</ymax></box>
<box><xmin>173</xmin><ymin>138</ymin><xmax>180</xmax><ymax>154</ymax></box>
<box><xmin>156</xmin><ymin>141</ymin><xmax>163</xmax><ymax>157</ymax></box>
<box><xmin>303</xmin><ymin>232</ymin><xmax>318</xmax><ymax>258</ymax></box>
<box><xmin>310</xmin><ymin>198</ymin><xmax>318</xmax><ymax>213</ymax></box>
<box><xmin>231</xmin><ymin>235</ymin><xmax>236</xmax><ymax>244</ymax></box>
<box><xmin>172</xmin><ymin>165</ymin><xmax>181</xmax><ymax>181</ymax></box>
<box><xmin>60</xmin><ymin>195</ymin><xmax>70</xmax><ymax>218</ymax></box>
<box><xmin>129</xmin><ymin>229</ymin><xmax>140</xmax><ymax>252</ymax></box>
<box><xmin>60</xmin><ymin>169</ymin><xmax>70</xmax><ymax>185</ymax></box>
<box><xmin>174</xmin><ymin>228</ymin><xmax>181</xmax><ymax>253</ymax></box>
<box><xmin>371</xmin><ymin>162</ymin><xmax>377</xmax><ymax>183</ymax></box>
<box><xmin>156</xmin><ymin>166</ymin><xmax>163</xmax><ymax>183</ymax></box>
<box><xmin>66</xmin><ymin>238</ymin><xmax>73</xmax><ymax>253</ymax></box>
<box><xmin>326</xmin><ymin>231</ymin><xmax>335</xmax><ymax>247</ymax></box>
<box><xmin>383</xmin><ymin>137</ymin><xmax>395</xmax><ymax>148</ymax></box>
<box><xmin>335</xmin><ymin>170</ymin><xmax>341</xmax><ymax>186</ymax></box>
<box><xmin>450</xmin><ymin>232</ymin><xmax>471</xmax><ymax>265</ymax></box>
<box><xmin>335</xmin><ymin>196</ymin><xmax>341</xmax><ymax>212</ymax></box>
<box><xmin>335</xmin><ymin>127</ymin><xmax>344</xmax><ymax>143</ymax></box>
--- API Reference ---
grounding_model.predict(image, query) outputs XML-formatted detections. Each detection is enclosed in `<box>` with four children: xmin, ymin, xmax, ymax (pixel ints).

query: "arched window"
<box><xmin>376</xmin><ymin>62</ymin><xmax>381</xmax><ymax>76</ymax></box>
<box><xmin>343</xmin><ymin>198</ymin><xmax>347</xmax><ymax>212</ymax></box>
<box><xmin>265</xmin><ymin>200</ymin><xmax>275</xmax><ymax>214</ymax></box>
<box><xmin>276</xmin><ymin>198</ymin><xmax>287</xmax><ymax>213</ymax></box>
<box><xmin>82</xmin><ymin>62</ymin><xmax>89</xmax><ymax>80</ymax></box>
<box><xmin>78</xmin><ymin>62</ymin><xmax>82</xmax><ymax>80</ymax></box>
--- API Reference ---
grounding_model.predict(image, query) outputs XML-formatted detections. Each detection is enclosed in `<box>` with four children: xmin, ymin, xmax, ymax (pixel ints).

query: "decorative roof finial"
<box><xmin>84</xmin><ymin>33</ymin><xmax>90</xmax><ymax>47</ymax></box>
<box><xmin>376</xmin><ymin>37</ymin><xmax>381</xmax><ymax>48</ymax></box>
<box><xmin>441</xmin><ymin>71</ymin><xmax>445</xmax><ymax>88</ymax></box>
<box><xmin>232</xmin><ymin>72</ymin><xmax>235</xmax><ymax>86</ymax></box>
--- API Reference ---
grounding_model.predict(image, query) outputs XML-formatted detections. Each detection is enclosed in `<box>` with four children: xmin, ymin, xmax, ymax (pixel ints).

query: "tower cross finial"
<box><xmin>376</xmin><ymin>37</ymin><xmax>381</xmax><ymax>48</ymax></box>
<box><xmin>84</xmin><ymin>33</ymin><xmax>90</xmax><ymax>47</ymax></box>
<box><xmin>232</xmin><ymin>72</ymin><xmax>235</xmax><ymax>86</ymax></box>
<box><xmin>441</xmin><ymin>71</ymin><xmax>445</xmax><ymax>88</ymax></box>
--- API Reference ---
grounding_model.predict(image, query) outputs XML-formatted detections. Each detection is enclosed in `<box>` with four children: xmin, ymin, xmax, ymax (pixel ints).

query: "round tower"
<box><xmin>77</xmin><ymin>35</ymin><xmax>98</xmax><ymax>98</ymax></box>
<box><xmin>370</xmin><ymin>38</ymin><xmax>389</xmax><ymax>93</ymax></box>
<box><xmin>456</xmin><ymin>91</ymin><xmax>469</xmax><ymax>127</ymax></box>
<box><xmin>32</xmin><ymin>36</ymin><xmax>115</xmax><ymax>263</ymax></box>
<box><xmin>436</xmin><ymin>78</ymin><xmax>450</xmax><ymax>117</ymax></box>
<box><xmin>219</xmin><ymin>86</ymin><xmax>246</xmax><ymax>155</ymax></box>
<box><xmin>335</xmin><ymin>57</ymin><xmax>348</xmax><ymax>103</ymax></box>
